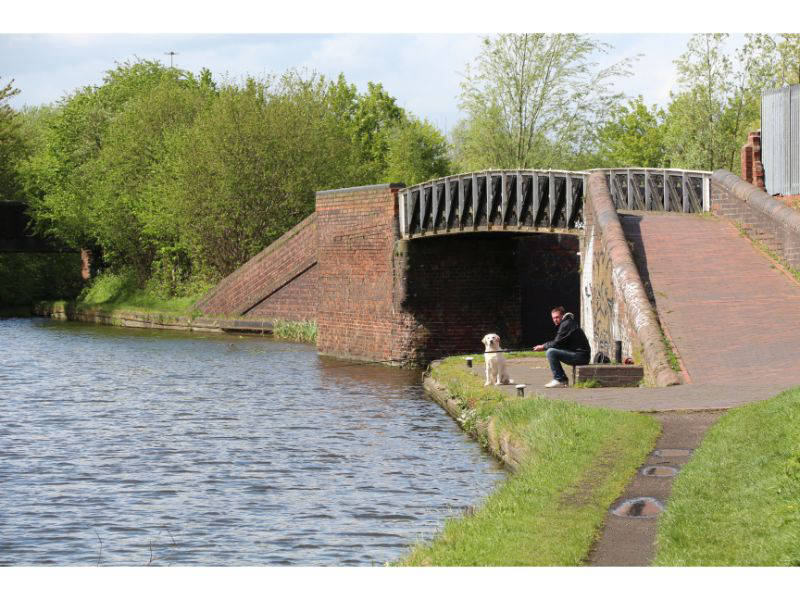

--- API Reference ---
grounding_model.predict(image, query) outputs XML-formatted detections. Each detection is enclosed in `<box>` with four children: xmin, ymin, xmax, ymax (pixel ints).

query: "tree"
<box><xmin>0</xmin><ymin>77</ymin><xmax>24</xmax><ymax>202</ymax></box>
<box><xmin>597</xmin><ymin>97</ymin><xmax>668</xmax><ymax>168</ymax></box>
<box><xmin>453</xmin><ymin>34</ymin><xmax>635</xmax><ymax>171</ymax></box>
<box><xmin>663</xmin><ymin>33</ymin><xmax>776</xmax><ymax>174</ymax></box>
<box><xmin>383</xmin><ymin>117</ymin><xmax>450</xmax><ymax>186</ymax></box>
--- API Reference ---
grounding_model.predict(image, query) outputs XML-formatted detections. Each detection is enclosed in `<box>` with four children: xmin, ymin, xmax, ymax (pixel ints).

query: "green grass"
<box><xmin>400</xmin><ymin>356</ymin><xmax>660</xmax><ymax>566</ymax></box>
<box><xmin>573</xmin><ymin>378</ymin><xmax>601</xmax><ymax>388</ymax></box>
<box><xmin>70</xmin><ymin>272</ymin><xmax>210</xmax><ymax>317</ymax></box>
<box><xmin>272</xmin><ymin>319</ymin><xmax>317</xmax><ymax>344</ymax></box>
<box><xmin>655</xmin><ymin>388</ymin><xmax>800</xmax><ymax>566</ymax></box>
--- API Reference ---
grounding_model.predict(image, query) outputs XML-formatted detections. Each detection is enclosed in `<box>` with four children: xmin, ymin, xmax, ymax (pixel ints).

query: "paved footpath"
<box><xmin>471</xmin><ymin>212</ymin><xmax>800</xmax><ymax>565</ymax></box>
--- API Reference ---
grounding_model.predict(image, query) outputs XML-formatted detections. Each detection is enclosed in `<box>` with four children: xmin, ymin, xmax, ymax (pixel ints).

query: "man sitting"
<box><xmin>533</xmin><ymin>306</ymin><xmax>590</xmax><ymax>388</ymax></box>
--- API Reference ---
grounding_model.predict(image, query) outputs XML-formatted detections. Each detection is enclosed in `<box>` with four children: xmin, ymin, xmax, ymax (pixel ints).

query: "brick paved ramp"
<box><xmin>620</xmin><ymin>211</ymin><xmax>800</xmax><ymax>386</ymax></box>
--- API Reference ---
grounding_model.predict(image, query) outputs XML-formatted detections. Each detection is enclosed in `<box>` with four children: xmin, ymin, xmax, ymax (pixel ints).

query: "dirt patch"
<box><xmin>558</xmin><ymin>446</ymin><xmax>625</xmax><ymax>508</ymax></box>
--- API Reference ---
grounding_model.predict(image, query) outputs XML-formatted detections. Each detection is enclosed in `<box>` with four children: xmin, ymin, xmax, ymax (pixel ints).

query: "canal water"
<box><xmin>0</xmin><ymin>318</ymin><xmax>504</xmax><ymax>566</ymax></box>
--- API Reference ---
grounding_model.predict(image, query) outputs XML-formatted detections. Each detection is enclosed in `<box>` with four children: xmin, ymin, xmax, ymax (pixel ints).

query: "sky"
<box><xmin>1</xmin><ymin>1</ymin><xmax>772</xmax><ymax>135</ymax></box>
<box><xmin>1</xmin><ymin>32</ymin><xmax>704</xmax><ymax>132</ymax></box>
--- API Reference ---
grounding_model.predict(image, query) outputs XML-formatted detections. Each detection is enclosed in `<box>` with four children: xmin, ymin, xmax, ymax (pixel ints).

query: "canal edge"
<box><xmin>32</xmin><ymin>300</ymin><xmax>273</xmax><ymax>335</ymax></box>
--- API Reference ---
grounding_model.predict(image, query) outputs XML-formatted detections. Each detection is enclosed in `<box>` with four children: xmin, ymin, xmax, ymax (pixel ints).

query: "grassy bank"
<box><xmin>65</xmin><ymin>272</ymin><xmax>210</xmax><ymax>317</ymax></box>
<box><xmin>401</xmin><ymin>356</ymin><xmax>660</xmax><ymax>566</ymax></box>
<box><xmin>655</xmin><ymin>387</ymin><xmax>800</xmax><ymax>566</ymax></box>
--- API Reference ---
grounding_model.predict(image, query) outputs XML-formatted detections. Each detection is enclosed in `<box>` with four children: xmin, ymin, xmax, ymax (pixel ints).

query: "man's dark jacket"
<box><xmin>543</xmin><ymin>312</ymin><xmax>591</xmax><ymax>355</ymax></box>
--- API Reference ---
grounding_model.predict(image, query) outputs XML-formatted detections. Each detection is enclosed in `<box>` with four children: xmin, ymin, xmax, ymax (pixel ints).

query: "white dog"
<box><xmin>481</xmin><ymin>333</ymin><xmax>514</xmax><ymax>386</ymax></box>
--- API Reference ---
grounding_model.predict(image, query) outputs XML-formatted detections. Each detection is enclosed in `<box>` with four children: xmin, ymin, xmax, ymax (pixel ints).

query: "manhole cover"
<box><xmin>612</xmin><ymin>497</ymin><xmax>663</xmax><ymax>518</ymax></box>
<box><xmin>654</xmin><ymin>448</ymin><xmax>692</xmax><ymax>458</ymax></box>
<box><xmin>641</xmin><ymin>465</ymin><xmax>679</xmax><ymax>477</ymax></box>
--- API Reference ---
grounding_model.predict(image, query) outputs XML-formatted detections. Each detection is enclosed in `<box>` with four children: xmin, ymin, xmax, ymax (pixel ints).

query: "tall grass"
<box><xmin>272</xmin><ymin>319</ymin><xmax>317</xmax><ymax>344</ymax></box>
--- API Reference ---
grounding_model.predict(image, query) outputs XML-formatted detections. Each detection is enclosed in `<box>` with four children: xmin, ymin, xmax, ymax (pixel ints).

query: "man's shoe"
<box><xmin>544</xmin><ymin>379</ymin><xmax>568</xmax><ymax>388</ymax></box>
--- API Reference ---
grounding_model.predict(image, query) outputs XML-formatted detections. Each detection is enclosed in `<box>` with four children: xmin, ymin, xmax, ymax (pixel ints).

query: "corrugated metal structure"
<box><xmin>762</xmin><ymin>84</ymin><xmax>800</xmax><ymax>196</ymax></box>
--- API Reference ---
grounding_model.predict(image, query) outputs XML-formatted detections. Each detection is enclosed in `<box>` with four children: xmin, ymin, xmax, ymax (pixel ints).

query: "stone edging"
<box><xmin>587</xmin><ymin>172</ymin><xmax>682</xmax><ymax>387</ymax></box>
<box><xmin>33</xmin><ymin>302</ymin><xmax>273</xmax><ymax>334</ymax></box>
<box><xmin>423</xmin><ymin>365</ymin><xmax>525</xmax><ymax>472</ymax></box>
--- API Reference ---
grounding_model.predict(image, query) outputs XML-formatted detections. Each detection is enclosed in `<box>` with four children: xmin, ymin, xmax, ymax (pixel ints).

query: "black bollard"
<box><xmin>614</xmin><ymin>340</ymin><xmax>622</xmax><ymax>364</ymax></box>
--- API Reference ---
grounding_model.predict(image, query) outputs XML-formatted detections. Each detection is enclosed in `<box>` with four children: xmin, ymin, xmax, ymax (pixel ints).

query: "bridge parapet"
<box><xmin>398</xmin><ymin>170</ymin><xmax>587</xmax><ymax>239</ymax></box>
<box><xmin>605</xmin><ymin>168</ymin><xmax>712</xmax><ymax>213</ymax></box>
<box><xmin>397</xmin><ymin>168</ymin><xmax>713</xmax><ymax>240</ymax></box>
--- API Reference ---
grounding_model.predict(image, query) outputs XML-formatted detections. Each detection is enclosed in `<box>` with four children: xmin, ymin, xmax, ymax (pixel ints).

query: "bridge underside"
<box><xmin>396</xmin><ymin>232</ymin><xmax>580</xmax><ymax>357</ymax></box>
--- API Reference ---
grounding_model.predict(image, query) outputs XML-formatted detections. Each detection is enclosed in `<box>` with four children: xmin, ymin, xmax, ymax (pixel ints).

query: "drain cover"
<box><xmin>654</xmin><ymin>448</ymin><xmax>692</xmax><ymax>458</ymax></box>
<box><xmin>641</xmin><ymin>465</ymin><xmax>679</xmax><ymax>477</ymax></box>
<box><xmin>612</xmin><ymin>497</ymin><xmax>663</xmax><ymax>518</ymax></box>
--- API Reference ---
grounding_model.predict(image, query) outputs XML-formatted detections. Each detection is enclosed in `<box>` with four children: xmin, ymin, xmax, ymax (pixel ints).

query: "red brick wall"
<box><xmin>245</xmin><ymin>265</ymin><xmax>318</xmax><ymax>321</ymax></box>
<box><xmin>711</xmin><ymin>169</ymin><xmax>800</xmax><ymax>269</ymax></box>
<box><xmin>740</xmin><ymin>131</ymin><xmax>765</xmax><ymax>191</ymax></box>
<box><xmin>393</xmin><ymin>235</ymin><xmax>522</xmax><ymax>362</ymax></box>
<box><xmin>195</xmin><ymin>213</ymin><xmax>318</xmax><ymax>317</ymax></box>
<box><xmin>315</xmin><ymin>184</ymin><xmax>406</xmax><ymax>362</ymax></box>
<box><xmin>391</xmin><ymin>233</ymin><xmax>580</xmax><ymax>362</ymax></box>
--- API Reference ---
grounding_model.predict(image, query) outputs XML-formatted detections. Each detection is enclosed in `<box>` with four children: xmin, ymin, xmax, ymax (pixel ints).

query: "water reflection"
<box><xmin>0</xmin><ymin>318</ymin><xmax>504</xmax><ymax>566</ymax></box>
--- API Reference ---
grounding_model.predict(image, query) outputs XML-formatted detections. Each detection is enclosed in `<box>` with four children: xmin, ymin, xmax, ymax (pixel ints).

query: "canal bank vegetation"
<box><xmin>2</xmin><ymin>63</ymin><xmax>450</xmax><ymax>309</ymax></box>
<box><xmin>655</xmin><ymin>387</ymin><xmax>800</xmax><ymax>566</ymax></box>
<box><xmin>71</xmin><ymin>271</ymin><xmax>209</xmax><ymax>316</ymax></box>
<box><xmin>272</xmin><ymin>319</ymin><xmax>317</xmax><ymax>344</ymax></box>
<box><xmin>0</xmin><ymin>253</ymin><xmax>84</xmax><ymax>312</ymax></box>
<box><xmin>401</xmin><ymin>356</ymin><xmax>660</xmax><ymax>566</ymax></box>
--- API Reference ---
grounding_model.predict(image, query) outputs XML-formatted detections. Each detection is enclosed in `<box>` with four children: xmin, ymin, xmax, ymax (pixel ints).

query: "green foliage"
<box><xmin>452</xmin><ymin>34</ymin><xmax>635</xmax><ymax>171</ymax></box>
<box><xmin>0</xmin><ymin>77</ymin><xmax>25</xmax><ymax>203</ymax></box>
<box><xmin>0</xmin><ymin>252</ymin><xmax>84</xmax><ymax>307</ymax></box>
<box><xmin>655</xmin><ymin>388</ymin><xmax>800</xmax><ymax>565</ymax></box>
<box><xmin>383</xmin><ymin>117</ymin><xmax>450</xmax><ymax>186</ymax></box>
<box><xmin>597</xmin><ymin>97</ymin><xmax>668</xmax><ymax>167</ymax></box>
<box><xmin>401</xmin><ymin>357</ymin><xmax>659</xmax><ymax>566</ymax></box>
<box><xmin>18</xmin><ymin>60</ymin><xmax>449</xmax><ymax>297</ymax></box>
<box><xmin>75</xmin><ymin>270</ymin><xmax>208</xmax><ymax>315</ymax></box>
<box><xmin>272</xmin><ymin>319</ymin><xmax>317</xmax><ymax>344</ymax></box>
<box><xmin>663</xmin><ymin>33</ymin><xmax>771</xmax><ymax>174</ymax></box>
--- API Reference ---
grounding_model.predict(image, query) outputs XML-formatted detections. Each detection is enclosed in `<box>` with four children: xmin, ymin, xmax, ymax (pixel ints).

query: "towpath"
<box><xmin>467</xmin><ymin>211</ymin><xmax>800</xmax><ymax>565</ymax></box>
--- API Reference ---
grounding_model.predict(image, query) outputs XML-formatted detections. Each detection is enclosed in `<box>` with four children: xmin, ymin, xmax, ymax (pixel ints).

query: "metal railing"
<box><xmin>397</xmin><ymin>168</ymin><xmax>713</xmax><ymax>240</ymax></box>
<box><xmin>398</xmin><ymin>170</ymin><xmax>586</xmax><ymax>239</ymax></box>
<box><xmin>605</xmin><ymin>168</ymin><xmax>712</xmax><ymax>213</ymax></box>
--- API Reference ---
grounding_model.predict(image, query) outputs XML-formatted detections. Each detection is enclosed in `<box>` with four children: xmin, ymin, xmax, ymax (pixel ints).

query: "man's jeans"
<box><xmin>546</xmin><ymin>348</ymin><xmax>590</xmax><ymax>382</ymax></box>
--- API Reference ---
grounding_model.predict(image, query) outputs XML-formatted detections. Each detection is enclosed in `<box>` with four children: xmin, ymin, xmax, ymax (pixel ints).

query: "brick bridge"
<box><xmin>200</xmin><ymin>167</ymin><xmax>800</xmax><ymax>384</ymax></box>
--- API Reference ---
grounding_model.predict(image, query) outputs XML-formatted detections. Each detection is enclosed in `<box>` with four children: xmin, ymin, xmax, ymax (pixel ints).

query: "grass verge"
<box><xmin>400</xmin><ymin>356</ymin><xmax>660</xmax><ymax>566</ymax></box>
<box><xmin>654</xmin><ymin>388</ymin><xmax>800</xmax><ymax>566</ymax></box>
<box><xmin>272</xmin><ymin>319</ymin><xmax>317</xmax><ymax>344</ymax></box>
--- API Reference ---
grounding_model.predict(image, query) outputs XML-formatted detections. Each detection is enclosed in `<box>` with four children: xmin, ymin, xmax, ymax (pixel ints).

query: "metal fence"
<box><xmin>762</xmin><ymin>84</ymin><xmax>800</xmax><ymax>196</ymax></box>
<box><xmin>397</xmin><ymin>168</ymin><xmax>712</xmax><ymax>240</ymax></box>
<box><xmin>398</xmin><ymin>170</ymin><xmax>586</xmax><ymax>239</ymax></box>
<box><xmin>605</xmin><ymin>169</ymin><xmax>711</xmax><ymax>213</ymax></box>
